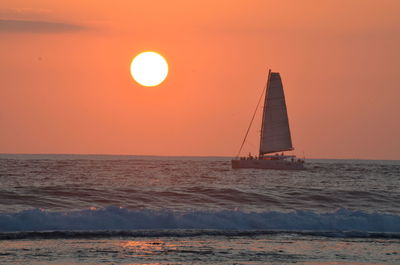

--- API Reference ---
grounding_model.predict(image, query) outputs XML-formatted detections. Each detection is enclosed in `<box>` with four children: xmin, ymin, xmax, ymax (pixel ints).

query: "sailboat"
<box><xmin>231</xmin><ymin>70</ymin><xmax>305</xmax><ymax>170</ymax></box>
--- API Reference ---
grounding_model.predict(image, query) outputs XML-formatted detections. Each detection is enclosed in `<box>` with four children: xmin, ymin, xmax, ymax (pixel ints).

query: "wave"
<box><xmin>2</xmin><ymin>230</ymin><xmax>400</xmax><ymax>240</ymax></box>
<box><xmin>1</xmin><ymin>207</ymin><xmax>399</xmax><ymax>236</ymax></box>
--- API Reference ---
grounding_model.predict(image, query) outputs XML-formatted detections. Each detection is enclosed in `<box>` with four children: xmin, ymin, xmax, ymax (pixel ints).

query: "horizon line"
<box><xmin>0</xmin><ymin>152</ymin><xmax>399</xmax><ymax>162</ymax></box>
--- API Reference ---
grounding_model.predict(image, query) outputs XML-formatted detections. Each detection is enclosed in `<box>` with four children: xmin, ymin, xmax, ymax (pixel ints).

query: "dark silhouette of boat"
<box><xmin>232</xmin><ymin>70</ymin><xmax>305</xmax><ymax>170</ymax></box>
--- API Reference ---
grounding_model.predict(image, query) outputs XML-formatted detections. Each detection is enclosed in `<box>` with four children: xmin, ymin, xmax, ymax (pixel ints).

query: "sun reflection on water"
<box><xmin>121</xmin><ymin>240</ymin><xmax>178</xmax><ymax>256</ymax></box>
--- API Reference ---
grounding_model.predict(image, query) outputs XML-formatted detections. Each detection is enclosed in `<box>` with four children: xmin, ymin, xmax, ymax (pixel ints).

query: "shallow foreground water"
<box><xmin>1</xmin><ymin>234</ymin><xmax>399</xmax><ymax>264</ymax></box>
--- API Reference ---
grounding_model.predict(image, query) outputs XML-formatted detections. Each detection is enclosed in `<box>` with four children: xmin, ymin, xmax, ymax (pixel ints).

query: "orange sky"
<box><xmin>1</xmin><ymin>0</ymin><xmax>399</xmax><ymax>159</ymax></box>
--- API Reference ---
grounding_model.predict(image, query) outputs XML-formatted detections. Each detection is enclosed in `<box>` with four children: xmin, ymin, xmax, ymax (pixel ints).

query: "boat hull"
<box><xmin>231</xmin><ymin>159</ymin><xmax>305</xmax><ymax>170</ymax></box>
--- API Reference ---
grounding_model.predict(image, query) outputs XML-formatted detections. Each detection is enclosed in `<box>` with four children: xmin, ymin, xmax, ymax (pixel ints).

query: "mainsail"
<box><xmin>259</xmin><ymin>72</ymin><xmax>293</xmax><ymax>155</ymax></box>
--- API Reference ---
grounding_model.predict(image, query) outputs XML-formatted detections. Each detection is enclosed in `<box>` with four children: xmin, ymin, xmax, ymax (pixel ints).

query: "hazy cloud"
<box><xmin>0</xmin><ymin>7</ymin><xmax>51</xmax><ymax>16</ymax></box>
<box><xmin>0</xmin><ymin>19</ymin><xmax>84</xmax><ymax>33</ymax></box>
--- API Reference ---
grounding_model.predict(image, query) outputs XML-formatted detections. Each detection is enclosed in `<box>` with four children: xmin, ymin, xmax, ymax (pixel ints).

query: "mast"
<box><xmin>259</xmin><ymin>69</ymin><xmax>271</xmax><ymax>157</ymax></box>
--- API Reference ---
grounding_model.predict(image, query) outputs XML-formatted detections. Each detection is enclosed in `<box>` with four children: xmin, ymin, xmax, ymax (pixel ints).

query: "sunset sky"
<box><xmin>1</xmin><ymin>0</ymin><xmax>399</xmax><ymax>160</ymax></box>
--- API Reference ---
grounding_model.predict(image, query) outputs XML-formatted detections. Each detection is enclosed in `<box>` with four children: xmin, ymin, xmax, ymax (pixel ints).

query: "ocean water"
<box><xmin>0</xmin><ymin>154</ymin><xmax>399</xmax><ymax>264</ymax></box>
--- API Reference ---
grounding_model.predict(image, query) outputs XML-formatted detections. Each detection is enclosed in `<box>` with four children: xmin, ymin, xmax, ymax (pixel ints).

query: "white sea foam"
<box><xmin>0</xmin><ymin>207</ymin><xmax>399</xmax><ymax>234</ymax></box>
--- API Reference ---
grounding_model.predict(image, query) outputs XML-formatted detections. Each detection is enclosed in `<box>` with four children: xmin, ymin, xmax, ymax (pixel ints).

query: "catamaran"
<box><xmin>231</xmin><ymin>70</ymin><xmax>305</xmax><ymax>170</ymax></box>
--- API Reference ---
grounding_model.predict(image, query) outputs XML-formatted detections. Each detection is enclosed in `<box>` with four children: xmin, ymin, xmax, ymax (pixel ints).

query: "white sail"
<box><xmin>259</xmin><ymin>72</ymin><xmax>293</xmax><ymax>155</ymax></box>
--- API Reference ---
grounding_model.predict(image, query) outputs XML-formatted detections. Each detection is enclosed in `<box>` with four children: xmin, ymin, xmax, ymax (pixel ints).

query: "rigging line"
<box><xmin>235</xmin><ymin>82</ymin><xmax>268</xmax><ymax>158</ymax></box>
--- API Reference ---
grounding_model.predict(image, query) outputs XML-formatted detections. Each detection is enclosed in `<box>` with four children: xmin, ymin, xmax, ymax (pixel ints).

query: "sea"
<box><xmin>0</xmin><ymin>154</ymin><xmax>399</xmax><ymax>264</ymax></box>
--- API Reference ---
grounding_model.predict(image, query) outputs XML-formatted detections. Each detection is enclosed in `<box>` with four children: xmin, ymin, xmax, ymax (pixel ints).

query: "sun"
<box><xmin>130</xmin><ymin>51</ymin><xmax>168</xmax><ymax>87</ymax></box>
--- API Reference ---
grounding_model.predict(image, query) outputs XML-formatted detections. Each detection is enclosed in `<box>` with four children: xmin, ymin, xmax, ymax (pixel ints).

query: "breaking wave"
<box><xmin>2</xmin><ymin>230</ymin><xmax>400</xmax><ymax>240</ymax></box>
<box><xmin>1</xmin><ymin>207</ymin><xmax>399</xmax><ymax>237</ymax></box>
